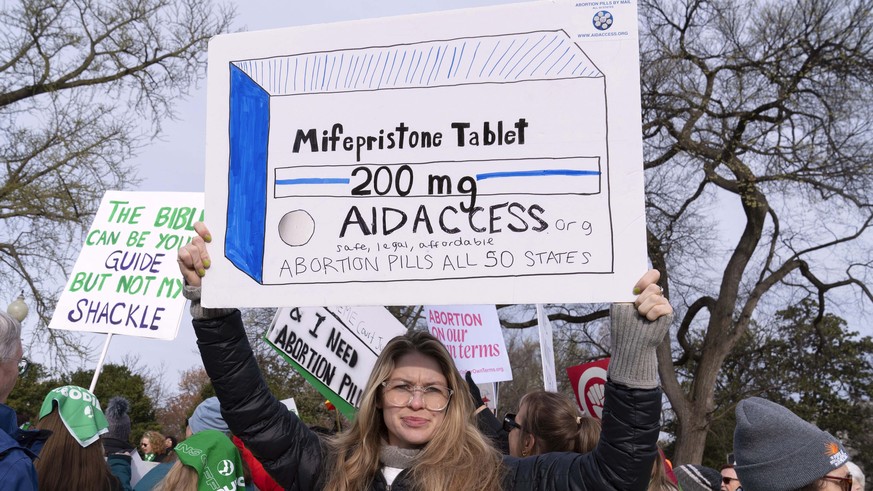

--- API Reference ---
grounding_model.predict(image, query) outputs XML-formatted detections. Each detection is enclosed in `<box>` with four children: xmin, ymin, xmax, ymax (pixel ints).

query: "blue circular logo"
<box><xmin>593</xmin><ymin>11</ymin><xmax>614</xmax><ymax>31</ymax></box>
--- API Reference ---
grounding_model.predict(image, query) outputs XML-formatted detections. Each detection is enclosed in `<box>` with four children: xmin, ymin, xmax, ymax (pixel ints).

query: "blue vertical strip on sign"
<box><xmin>227</xmin><ymin>64</ymin><xmax>269</xmax><ymax>283</ymax></box>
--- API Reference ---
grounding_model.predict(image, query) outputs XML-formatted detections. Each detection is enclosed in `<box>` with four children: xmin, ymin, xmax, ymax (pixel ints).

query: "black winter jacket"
<box><xmin>194</xmin><ymin>311</ymin><xmax>661</xmax><ymax>491</ymax></box>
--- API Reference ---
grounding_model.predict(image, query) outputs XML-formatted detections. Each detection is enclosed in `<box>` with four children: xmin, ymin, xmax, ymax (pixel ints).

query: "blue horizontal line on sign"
<box><xmin>276</xmin><ymin>178</ymin><xmax>351</xmax><ymax>185</ymax></box>
<box><xmin>273</xmin><ymin>156</ymin><xmax>602</xmax><ymax>198</ymax></box>
<box><xmin>475</xmin><ymin>169</ymin><xmax>601</xmax><ymax>180</ymax></box>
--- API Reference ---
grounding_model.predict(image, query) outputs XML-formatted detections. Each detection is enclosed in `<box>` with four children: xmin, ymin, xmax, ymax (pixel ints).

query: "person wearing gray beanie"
<box><xmin>102</xmin><ymin>396</ymin><xmax>134</xmax><ymax>455</ymax></box>
<box><xmin>186</xmin><ymin>397</ymin><xmax>230</xmax><ymax>436</ymax></box>
<box><xmin>674</xmin><ymin>464</ymin><xmax>721</xmax><ymax>491</ymax></box>
<box><xmin>733</xmin><ymin>397</ymin><xmax>853</xmax><ymax>491</ymax></box>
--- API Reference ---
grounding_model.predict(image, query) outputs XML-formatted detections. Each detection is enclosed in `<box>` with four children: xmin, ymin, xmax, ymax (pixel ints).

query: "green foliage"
<box><xmin>696</xmin><ymin>301</ymin><xmax>873</xmax><ymax>471</ymax></box>
<box><xmin>7</xmin><ymin>362</ymin><xmax>162</xmax><ymax>447</ymax></box>
<box><xmin>198</xmin><ymin>382</ymin><xmax>216</xmax><ymax>401</ymax></box>
<box><xmin>7</xmin><ymin>362</ymin><xmax>57</xmax><ymax>426</ymax></box>
<box><xmin>65</xmin><ymin>364</ymin><xmax>160</xmax><ymax>446</ymax></box>
<box><xmin>241</xmin><ymin>308</ymin><xmax>341</xmax><ymax>430</ymax></box>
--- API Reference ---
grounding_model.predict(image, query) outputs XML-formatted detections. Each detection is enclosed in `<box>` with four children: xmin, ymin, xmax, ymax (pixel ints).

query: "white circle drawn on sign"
<box><xmin>278</xmin><ymin>210</ymin><xmax>315</xmax><ymax>247</ymax></box>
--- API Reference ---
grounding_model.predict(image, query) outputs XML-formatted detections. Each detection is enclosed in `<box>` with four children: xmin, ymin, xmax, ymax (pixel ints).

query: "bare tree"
<box><xmin>0</xmin><ymin>0</ymin><xmax>235</xmax><ymax>364</ymax></box>
<box><xmin>156</xmin><ymin>366</ymin><xmax>213</xmax><ymax>438</ymax></box>
<box><xmin>639</xmin><ymin>0</ymin><xmax>873</xmax><ymax>463</ymax></box>
<box><xmin>495</xmin><ymin>0</ymin><xmax>873</xmax><ymax>464</ymax></box>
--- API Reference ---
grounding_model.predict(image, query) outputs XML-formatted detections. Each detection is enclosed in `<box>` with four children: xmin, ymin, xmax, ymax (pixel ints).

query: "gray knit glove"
<box><xmin>606</xmin><ymin>303</ymin><xmax>672</xmax><ymax>389</ymax></box>
<box><xmin>183</xmin><ymin>284</ymin><xmax>236</xmax><ymax>320</ymax></box>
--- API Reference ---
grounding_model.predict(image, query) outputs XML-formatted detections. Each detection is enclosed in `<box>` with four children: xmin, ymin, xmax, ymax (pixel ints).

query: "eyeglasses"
<box><xmin>502</xmin><ymin>413</ymin><xmax>525</xmax><ymax>433</ymax></box>
<box><xmin>140</xmin><ymin>442</ymin><xmax>149</xmax><ymax>448</ymax></box>
<box><xmin>17</xmin><ymin>357</ymin><xmax>28</xmax><ymax>377</ymax></box>
<box><xmin>722</xmin><ymin>476</ymin><xmax>740</xmax><ymax>486</ymax></box>
<box><xmin>380</xmin><ymin>380</ymin><xmax>453</xmax><ymax>411</ymax></box>
<box><xmin>822</xmin><ymin>474</ymin><xmax>853</xmax><ymax>491</ymax></box>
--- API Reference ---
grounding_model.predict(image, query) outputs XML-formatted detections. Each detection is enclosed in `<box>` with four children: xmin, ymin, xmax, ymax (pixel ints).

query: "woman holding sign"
<box><xmin>178</xmin><ymin>222</ymin><xmax>672</xmax><ymax>491</ymax></box>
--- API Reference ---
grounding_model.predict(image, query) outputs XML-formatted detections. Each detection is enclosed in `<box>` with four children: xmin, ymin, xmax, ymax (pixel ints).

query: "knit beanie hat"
<box><xmin>734</xmin><ymin>397</ymin><xmax>849</xmax><ymax>491</ymax></box>
<box><xmin>674</xmin><ymin>464</ymin><xmax>721</xmax><ymax>491</ymax></box>
<box><xmin>175</xmin><ymin>429</ymin><xmax>244</xmax><ymax>491</ymax></box>
<box><xmin>188</xmin><ymin>397</ymin><xmax>229</xmax><ymax>435</ymax></box>
<box><xmin>105</xmin><ymin>396</ymin><xmax>132</xmax><ymax>442</ymax></box>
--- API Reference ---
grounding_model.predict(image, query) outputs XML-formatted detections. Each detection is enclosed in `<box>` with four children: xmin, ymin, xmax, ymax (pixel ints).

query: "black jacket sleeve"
<box><xmin>468</xmin><ymin>372</ymin><xmax>510</xmax><ymax>454</ymax></box>
<box><xmin>501</xmin><ymin>381</ymin><xmax>661</xmax><ymax>491</ymax></box>
<box><xmin>193</xmin><ymin>310</ymin><xmax>326</xmax><ymax>491</ymax></box>
<box><xmin>477</xmin><ymin>407</ymin><xmax>510</xmax><ymax>455</ymax></box>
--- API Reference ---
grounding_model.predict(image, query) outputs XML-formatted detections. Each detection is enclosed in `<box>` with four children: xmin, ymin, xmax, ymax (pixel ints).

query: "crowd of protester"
<box><xmin>0</xmin><ymin>221</ymin><xmax>866</xmax><ymax>490</ymax></box>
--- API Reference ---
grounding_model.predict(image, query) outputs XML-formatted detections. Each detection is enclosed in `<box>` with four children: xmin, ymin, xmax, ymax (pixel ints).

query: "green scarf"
<box><xmin>38</xmin><ymin>385</ymin><xmax>108</xmax><ymax>447</ymax></box>
<box><xmin>175</xmin><ymin>429</ymin><xmax>245</xmax><ymax>491</ymax></box>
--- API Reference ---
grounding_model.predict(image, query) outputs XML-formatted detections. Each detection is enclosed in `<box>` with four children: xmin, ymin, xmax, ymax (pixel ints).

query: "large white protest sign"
<box><xmin>203</xmin><ymin>1</ymin><xmax>647</xmax><ymax>307</ymax></box>
<box><xmin>50</xmin><ymin>191</ymin><xmax>203</xmax><ymax>340</ymax></box>
<box><xmin>265</xmin><ymin>305</ymin><xmax>407</xmax><ymax>418</ymax></box>
<box><xmin>425</xmin><ymin>305</ymin><xmax>511</xmax><ymax>384</ymax></box>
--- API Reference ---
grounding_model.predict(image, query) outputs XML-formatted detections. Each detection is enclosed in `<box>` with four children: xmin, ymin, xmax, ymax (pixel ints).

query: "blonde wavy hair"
<box><xmin>142</xmin><ymin>430</ymin><xmax>168</xmax><ymax>455</ymax></box>
<box><xmin>324</xmin><ymin>330</ymin><xmax>504</xmax><ymax>491</ymax></box>
<box><xmin>153</xmin><ymin>461</ymin><xmax>198</xmax><ymax>491</ymax></box>
<box><xmin>647</xmin><ymin>447</ymin><xmax>679</xmax><ymax>491</ymax></box>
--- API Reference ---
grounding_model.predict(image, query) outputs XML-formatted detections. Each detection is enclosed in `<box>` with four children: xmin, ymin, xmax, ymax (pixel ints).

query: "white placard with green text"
<box><xmin>49</xmin><ymin>191</ymin><xmax>204</xmax><ymax>340</ymax></box>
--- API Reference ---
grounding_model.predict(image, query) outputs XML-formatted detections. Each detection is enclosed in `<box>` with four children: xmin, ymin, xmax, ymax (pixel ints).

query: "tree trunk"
<box><xmin>673</xmin><ymin>405</ymin><xmax>711</xmax><ymax>464</ymax></box>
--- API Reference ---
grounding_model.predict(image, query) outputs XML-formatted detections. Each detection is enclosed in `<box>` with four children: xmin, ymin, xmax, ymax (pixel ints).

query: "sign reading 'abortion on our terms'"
<box><xmin>202</xmin><ymin>0</ymin><xmax>648</xmax><ymax>307</ymax></box>
<box><xmin>49</xmin><ymin>191</ymin><xmax>204</xmax><ymax>340</ymax></box>
<box><xmin>425</xmin><ymin>305</ymin><xmax>511</xmax><ymax>384</ymax></box>
<box><xmin>265</xmin><ymin>305</ymin><xmax>406</xmax><ymax>419</ymax></box>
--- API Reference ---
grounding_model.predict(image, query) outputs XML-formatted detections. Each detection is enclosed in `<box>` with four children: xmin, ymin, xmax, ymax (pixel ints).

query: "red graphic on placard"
<box><xmin>566</xmin><ymin>358</ymin><xmax>610</xmax><ymax>420</ymax></box>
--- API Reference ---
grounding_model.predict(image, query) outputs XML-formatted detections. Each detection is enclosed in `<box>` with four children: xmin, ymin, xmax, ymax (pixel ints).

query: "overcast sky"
<box><xmin>60</xmin><ymin>0</ymin><xmax>530</xmax><ymax>395</ymax></box>
<box><xmin>25</xmin><ymin>0</ymin><xmax>872</xmax><ymax>402</ymax></box>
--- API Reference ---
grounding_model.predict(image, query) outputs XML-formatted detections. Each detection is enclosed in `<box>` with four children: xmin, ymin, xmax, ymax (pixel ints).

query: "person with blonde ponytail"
<box><xmin>178</xmin><ymin>222</ymin><xmax>673</xmax><ymax>491</ymax></box>
<box><xmin>152</xmin><ymin>430</ymin><xmax>247</xmax><ymax>491</ymax></box>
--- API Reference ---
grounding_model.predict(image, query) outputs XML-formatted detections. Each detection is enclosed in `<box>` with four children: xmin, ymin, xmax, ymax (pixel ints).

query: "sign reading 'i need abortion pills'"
<box><xmin>202</xmin><ymin>1</ymin><xmax>647</xmax><ymax>308</ymax></box>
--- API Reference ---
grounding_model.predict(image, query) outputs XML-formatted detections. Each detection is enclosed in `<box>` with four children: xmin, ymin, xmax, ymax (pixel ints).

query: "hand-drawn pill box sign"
<box><xmin>204</xmin><ymin>1</ymin><xmax>647</xmax><ymax>307</ymax></box>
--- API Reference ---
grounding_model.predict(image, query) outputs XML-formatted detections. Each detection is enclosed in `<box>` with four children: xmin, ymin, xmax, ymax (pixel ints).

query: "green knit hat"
<box><xmin>38</xmin><ymin>385</ymin><xmax>108</xmax><ymax>447</ymax></box>
<box><xmin>175</xmin><ymin>429</ymin><xmax>245</xmax><ymax>491</ymax></box>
